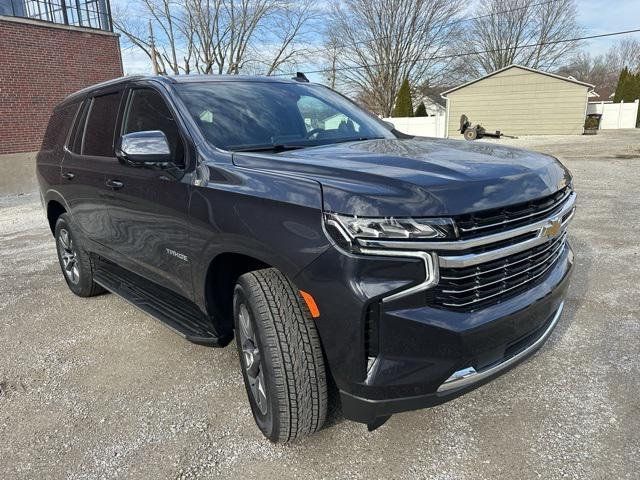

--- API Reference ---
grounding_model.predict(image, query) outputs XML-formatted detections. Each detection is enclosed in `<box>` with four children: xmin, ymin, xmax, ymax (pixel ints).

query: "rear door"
<box><xmin>60</xmin><ymin>89</ymin><xmax>124</xmax><ymax>246</ymax></box>
<box><xmin>103</xmin><ymin>85</ymin><xmax>193</xmax><ymax>298</ymax></box>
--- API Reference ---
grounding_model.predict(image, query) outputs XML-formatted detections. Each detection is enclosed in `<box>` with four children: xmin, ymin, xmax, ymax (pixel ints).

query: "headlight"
<box><xmin>324</xmin><ymin>212</ymin><xmax>455</xmax><ymax>251</ymax></box>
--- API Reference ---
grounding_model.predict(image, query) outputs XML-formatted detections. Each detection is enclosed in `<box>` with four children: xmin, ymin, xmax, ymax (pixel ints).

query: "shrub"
<box><xmin>415</xmin><ymin>101</ymin><xmax>427</xmax><ymax>117</ymax></box>
<box><xmin>584</xmin><ymin>116</ymin><xmax>599</xmax><ymax>129</ymax></box>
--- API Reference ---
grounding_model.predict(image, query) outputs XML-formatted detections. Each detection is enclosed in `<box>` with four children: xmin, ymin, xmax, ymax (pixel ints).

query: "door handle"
<box><xmin>61</xmin><ymin>172</ymin><xmax>75</xmax><ymax>180</ymax></box>
<box><xmin>106</xmin><ymin>179</ymin><xmax>124</xmax><ymax>190</ymax></box>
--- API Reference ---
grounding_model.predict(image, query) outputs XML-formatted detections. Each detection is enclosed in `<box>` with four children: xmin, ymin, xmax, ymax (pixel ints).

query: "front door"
<box><xmin>104</xmin><ymin>86</ymin><xmax>193</xmax><ymax>299</ymax></box>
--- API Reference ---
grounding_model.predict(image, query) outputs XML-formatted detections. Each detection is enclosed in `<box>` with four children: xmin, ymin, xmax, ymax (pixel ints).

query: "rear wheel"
<box><xmin>54</xmin><ymin>214</ymin><xmax>105</xmax><ymax>297</ymax></box>
<box><xmin>233</xmin><ymin>268</ymin><xmax>327</xmax><ymax>443</ymax></box>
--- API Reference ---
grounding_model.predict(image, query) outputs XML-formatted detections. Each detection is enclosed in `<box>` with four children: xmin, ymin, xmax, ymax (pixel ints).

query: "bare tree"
<box><xmin>557</xmin><ymin>51</ymin><xmax>614</xmax><ymax>96</ymax></box>
<box><xmin>322</xmin><ymin>34</ymin><xmax>343</xmax><ymax>89</ymax></box>
<box><xmin>113</xmin><ymin>0</ymin><xmax>183</xmax><ymax>75</ymax></box>
<box><xmin>325</xmin><ymin>0</ymin><xmax>464</xmax><ymax>117</ymax></box>
<box><xmin>613</xmin><ymin>38</ymin><xmax>640</xmax><ymax>72</ymax></box>
<box><xmin>262</xmin><ymin>1</ymin><xmax>318</xmax><ymax>75</ymax></box>
<box><xmin>114</xmin><ymin>0</ymin><xmax>318</xmax><ymax>75</ymax></box>
<box><xmin>459</xmin><ymin>0</ymin><xmax>582</xmax><ymax>77</ymax></box>
<box><xmin>557</xmin><ymin>39</ymin><xmax>640</xmax><ymax>98</ymax></box>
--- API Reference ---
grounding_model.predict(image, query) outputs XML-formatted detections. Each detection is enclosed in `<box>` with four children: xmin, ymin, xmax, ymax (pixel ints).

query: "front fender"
<box><xmin>188</xmin><ymin>163</ymin><xmax>331</xmax><ymax>311</ymax></box>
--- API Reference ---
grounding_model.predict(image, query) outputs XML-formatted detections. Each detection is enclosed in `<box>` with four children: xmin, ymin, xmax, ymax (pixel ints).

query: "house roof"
<box><xmin>440</xmin><ymin>64</ymin><xmax>595</xmax><ymax>97</ymax></box>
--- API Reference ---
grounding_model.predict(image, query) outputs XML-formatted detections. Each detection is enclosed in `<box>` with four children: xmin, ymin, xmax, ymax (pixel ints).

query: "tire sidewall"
<box><xmin>233</xmin><ymin>280</ymin><xmax>282</xmax><ymax>442</ymax></box>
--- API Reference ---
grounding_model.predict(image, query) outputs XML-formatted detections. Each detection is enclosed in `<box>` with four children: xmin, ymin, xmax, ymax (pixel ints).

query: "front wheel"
<box><xmin>233</xmin><ymin>268</ymin><xmax>328</xmax><ymax>443</ymax></box>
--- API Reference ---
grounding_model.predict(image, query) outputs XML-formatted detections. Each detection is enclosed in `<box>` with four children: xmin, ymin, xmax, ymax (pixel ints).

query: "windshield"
<box><xmin>175</xmin><ymin>81</ymin><xmax>395</xmax><ymax>151</ymax></box>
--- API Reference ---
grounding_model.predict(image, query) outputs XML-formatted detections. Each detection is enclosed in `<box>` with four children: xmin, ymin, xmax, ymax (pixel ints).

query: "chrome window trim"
<box><xmin>356</xmin><ymin>192</ymin><xmax>576</xmax><ymax>252</ymax></box>
<box><xmin>437</xmin><ymin>301</ymin><xmax>564</xmax><ymax>392</ymax></box>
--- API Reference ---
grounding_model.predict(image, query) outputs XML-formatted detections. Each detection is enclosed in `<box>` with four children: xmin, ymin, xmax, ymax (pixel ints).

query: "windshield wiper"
<box><xmin>229</xmin><ymin>136</ymin><xmax>385</xmax><ymax>153</ymax></box>
<box><xmin>327</xmin><ymin>136</ymin><xmax>385</xmax><ymax>144</ymax></box>
<box><xmin>229</xmin><ymin>144</ymin><xmax>307</xmax><ymax>153</ymax></box>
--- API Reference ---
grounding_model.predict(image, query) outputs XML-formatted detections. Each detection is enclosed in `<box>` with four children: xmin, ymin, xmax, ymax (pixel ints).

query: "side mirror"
<box><xmin>383</xmin><ymin>120</ymin><xmax>395</xmax><ymax>130</ymax></box>
<box><xmin>116</xmin><ymin>130</ymin><xmax>172</xmax><ymax>164</ymax></box>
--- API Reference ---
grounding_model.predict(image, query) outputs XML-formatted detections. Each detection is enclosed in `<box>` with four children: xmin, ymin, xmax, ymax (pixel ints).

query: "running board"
<box><xmin>93</xmin><ymin>257</ymin><xmax>229</xmax><ymax>347</ymax></box>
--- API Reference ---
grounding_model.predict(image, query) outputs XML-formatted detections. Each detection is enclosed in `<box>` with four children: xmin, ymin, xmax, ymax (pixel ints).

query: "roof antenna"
<box><xmin>292</xmin><ymin>72</ymin><xmax>309</xmax><ymax>83</ymax></box>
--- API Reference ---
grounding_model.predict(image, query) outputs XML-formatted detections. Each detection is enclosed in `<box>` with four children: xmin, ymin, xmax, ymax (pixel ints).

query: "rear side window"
<box><xmin>41</xmin><ymin>103</ymin><xmax>80</xmax><ymax>151</ymax></box>
<box><xmin>83</xmin><ymin>91</ymin><xmax>123</xmax><ymax>157</ymax></box>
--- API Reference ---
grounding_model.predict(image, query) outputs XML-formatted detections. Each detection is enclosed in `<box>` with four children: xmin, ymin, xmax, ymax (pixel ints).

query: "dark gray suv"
<box><xmin>37</xmin><ymin>74</ymin><xmax>575</xmax><ymax>442</ymax></box>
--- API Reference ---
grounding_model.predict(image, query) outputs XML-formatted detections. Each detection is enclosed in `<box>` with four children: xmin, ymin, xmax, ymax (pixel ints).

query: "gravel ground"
<box><xmin>1</xmin><ymin>130</ymin><xmax>639</xmax><ymax>479</ymax></box>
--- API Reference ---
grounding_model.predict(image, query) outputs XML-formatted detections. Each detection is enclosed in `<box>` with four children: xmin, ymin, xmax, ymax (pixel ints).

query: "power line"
<box><xmin>301</xmin><ymin>0</ymin><xmax>564</xmax><ymax>59</ymax></box>
<box><xmin>276</xmin><ymin>28</ymin><xmax>640</xmax><ymax>77</ymax></box>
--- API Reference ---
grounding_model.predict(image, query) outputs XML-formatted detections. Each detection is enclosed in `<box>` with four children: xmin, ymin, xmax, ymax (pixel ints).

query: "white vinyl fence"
<box><xmin>587</xmin><ymin>100</ymin><xmax>639</xmax><ymax>129</ymax></box>
<box><xmin>383</xmin><ymin>114</ymin><xmax>446</xmax><ymax>138</ymax></box>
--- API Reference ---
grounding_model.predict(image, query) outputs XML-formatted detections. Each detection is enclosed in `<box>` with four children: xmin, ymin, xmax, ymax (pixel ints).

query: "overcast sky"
<box><xmin>116</xmin><ymin>0</ymin><xmax>640</xmax><ymax>78</ymax></box>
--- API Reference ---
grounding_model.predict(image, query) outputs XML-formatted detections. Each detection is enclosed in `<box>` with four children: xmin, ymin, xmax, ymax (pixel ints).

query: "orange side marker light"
<box><xmin>299</xmin><ymin>290</ymin><xmax>320</xmax><ymax>318</ymax></box>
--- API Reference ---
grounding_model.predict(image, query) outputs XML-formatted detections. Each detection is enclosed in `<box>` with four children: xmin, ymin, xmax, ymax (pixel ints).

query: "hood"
<box><xmin>232</xmin><ymin>138</ymin><xmax>572</xmax><ymax>217</ymax></box>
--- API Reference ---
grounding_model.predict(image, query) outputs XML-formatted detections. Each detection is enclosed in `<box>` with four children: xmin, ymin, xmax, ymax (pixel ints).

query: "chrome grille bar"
<box><xmin>438</xmin><ymin>240</ymin><xmax>568</xmax><ymax>308</ymax></box>
<box><xmin>440</xmin><ymin>235</ymin><xmax>567</xmax><ymax>294</ymax></box>
<box><xmin>440</xmin><ymin>231</ymin><xmax>567</xmax><ymax>281</ymax></box>
<box><xmin>457</xmin><ymin>188</ymin><xmax>572</xmax><ymax>234</ymax></box>
<box><xmin>439</xmin><ymin>207</ymin><xmax>573</xmax><ymax>268</ymax></box>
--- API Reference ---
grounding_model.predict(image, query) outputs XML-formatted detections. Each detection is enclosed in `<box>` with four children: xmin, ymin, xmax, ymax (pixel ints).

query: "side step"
<box><xmin>93</xmin><ymin>257</ymin><xmax>229</xmax><ymax>347</ymax></box>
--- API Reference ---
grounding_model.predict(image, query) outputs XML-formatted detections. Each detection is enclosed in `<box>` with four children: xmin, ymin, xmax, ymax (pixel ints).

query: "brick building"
<box><xmin>0</xmin><ymin>0</ymin><xmax>123</xmax><ymax>194</ymax></box>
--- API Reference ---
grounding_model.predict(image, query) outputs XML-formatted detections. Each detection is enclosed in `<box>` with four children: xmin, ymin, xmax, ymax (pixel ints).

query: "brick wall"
<box><xmin>0</xmin><ymin>16</ymin><xmax>124</xmax><ymax>155</ymax></box>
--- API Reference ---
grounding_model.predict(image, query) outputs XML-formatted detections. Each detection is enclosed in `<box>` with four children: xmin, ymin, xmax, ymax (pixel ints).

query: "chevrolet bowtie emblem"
<box><xmin>541</xmin><ymin>218</ymin><xmax>562</xmax><ymax>239</ymax></box>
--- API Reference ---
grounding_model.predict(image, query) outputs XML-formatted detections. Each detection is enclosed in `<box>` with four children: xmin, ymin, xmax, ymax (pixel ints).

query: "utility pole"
<box><xmin>149</xmin><ymin>20</ymin><xmax>159</xmax><ymax>75</ymax></box>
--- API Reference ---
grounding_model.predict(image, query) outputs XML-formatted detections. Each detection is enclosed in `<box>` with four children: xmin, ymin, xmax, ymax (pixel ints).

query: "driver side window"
<box><xmin>296</xmin><ymin>95</ymin><xmax>361</xmax><ymax>135</ymax></box>
<box><xmin>123</xmin><ymin>89</ymin><xmax>184</xmax><ymax>165</ymax></box>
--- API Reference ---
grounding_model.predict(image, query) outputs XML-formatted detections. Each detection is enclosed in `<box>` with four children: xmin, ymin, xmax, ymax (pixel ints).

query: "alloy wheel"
<box><xmin>238</xmin><ymin>303</ymin><xmax>268</xmax><ymax>415</ymax></box>
<box><xmin>58</xmin><ymin>228</ymin><xmax>80</xmax><ymax>285</ymax></box>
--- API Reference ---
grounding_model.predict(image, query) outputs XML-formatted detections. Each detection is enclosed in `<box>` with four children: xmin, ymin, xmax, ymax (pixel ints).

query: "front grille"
<box><xmin>431</xmin><ymin>232</ymin><xmax>568</xmax><ymax>311</ymax></box>
<box><xmin>455</xmin><ymin>187</ymin><xmax>572</xmax><ymax>239</ymax></box>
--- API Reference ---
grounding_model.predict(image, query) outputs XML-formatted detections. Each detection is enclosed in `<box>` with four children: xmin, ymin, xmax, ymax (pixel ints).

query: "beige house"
<box><xmin>441</xmin><ymin>65</ymin><xmax>594</xmax><ymax>138</ymax></box>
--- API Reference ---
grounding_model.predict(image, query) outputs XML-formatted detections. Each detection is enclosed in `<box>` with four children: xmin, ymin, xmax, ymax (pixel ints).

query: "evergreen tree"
<box><xmin>393</xmin><ymin>78</ymin><xmax>414</xmax><ymax>117</ymax></box>
<box><xmin>632</xmin><ymin>72</ymin><xmax>640</xmax><ymax>127</ymax></box>
<box><xmin>613</xmin><ymin>67</ymin><xmax>629</xmax><ymax>103</ymax></box>
<box><xmin>415</xmin><ymin>101</ymin><xmax>428</xmax><ymax>117</ymax></box>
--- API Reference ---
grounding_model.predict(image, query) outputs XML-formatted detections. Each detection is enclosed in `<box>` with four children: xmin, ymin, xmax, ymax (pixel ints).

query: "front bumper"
<box><xmin>341</xmin><ymin>299</ymin><xmax>567</xmax><ymax>424</ymax></box>
<box><xmin>294</xmin><ymin>238</ymin><xmax>574</xmax><ymax>425</ymax></box>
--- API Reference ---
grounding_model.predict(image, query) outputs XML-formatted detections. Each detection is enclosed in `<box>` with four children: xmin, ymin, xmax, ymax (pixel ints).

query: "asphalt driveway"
<box><xmin>1</xmin><ymin>130</ymin><xmax>638</xmax><ymax>479</ymax></box>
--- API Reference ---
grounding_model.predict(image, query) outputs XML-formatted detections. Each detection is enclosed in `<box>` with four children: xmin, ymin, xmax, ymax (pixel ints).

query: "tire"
<box><xmin>464</xmin><ymin>128</ymin><xmax>478</xmax><ymax>141</ymax></box>
<box><xmin>233</xmin><ymin>268</ymin><xmax>328</xmax><ymax>443</ymax></box>
<box><xmin>54</xmin><ymin>214</ymin><xmax>105</xmax><ymax>297</ymax></box>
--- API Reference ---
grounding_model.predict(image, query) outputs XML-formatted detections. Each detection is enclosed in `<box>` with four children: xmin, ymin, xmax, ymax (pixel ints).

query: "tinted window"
<box><xmin>176</xmin><ymin>82</ymin><xmax>393</xmax><ymax>150</ymax></box>
<box><xmin>83</xmin><ymin>91</ymin><xmax>123</xmax><ymax>157</ymax></box>
<box><xmin>123</xmin><ymin>89</ymin><xmax>183</xmax><ymax>163</ymax></box>
<box><xmin>41</xmin><ymin>102</ymin><xmax>80</xmax><ymax>151</ymax></box>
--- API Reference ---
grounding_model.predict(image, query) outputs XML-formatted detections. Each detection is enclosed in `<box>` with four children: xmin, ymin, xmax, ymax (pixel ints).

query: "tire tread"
<box><xmin>240</xmin><ymin>268</ymin><xmax>327</xmax><ymax>442</ymax></box>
